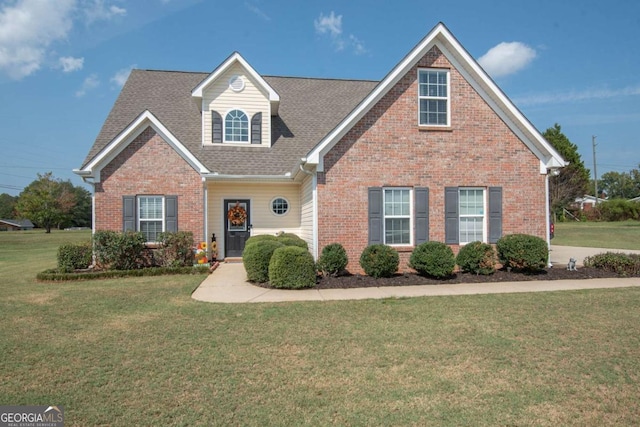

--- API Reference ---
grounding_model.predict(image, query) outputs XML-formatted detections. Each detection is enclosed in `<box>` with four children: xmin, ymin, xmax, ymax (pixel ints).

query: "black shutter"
<box><xmin>251</xmin><ymin>112</ymin><xmax>262</xmax><ymax>144</ymax></box>
<box><xmin>212</xmin><ymin>111</ymin><xmax>222</xmax><ymax>143</ymax></box>
<box><xmin>368</xmin><ymin>188</ymin><xmax>383</xmax><ymax>244</ymax></box>
<box><xmin>414</xmin><ymin>187</ymin><xmax>429</xmax><ymax>245</ymax></box>
<box><xmin>165</xmin><ymin>196</ymin><xmax>177</xmax><ymax>232</ymax></box>
<box><xmin>444</xmin><ymin>187</ymin><xmax>459</xmax><ymax>244</ymax></box>
<box><xmin>123</xmin><ymin>196</ymin><xmax>135</xmax><ymax>232</ymax></box>
<box><xmin>488</xmin><ymin>187</ymin><xmax>502</xmax><ymax>243</ymax></box>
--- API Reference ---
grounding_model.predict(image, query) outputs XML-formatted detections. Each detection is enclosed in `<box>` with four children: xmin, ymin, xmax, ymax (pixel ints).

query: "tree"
<box><xmin>598</xmin><ymin>165</ymin><xmax>640</xmax><ymax>199</ymax></box>
<box><xmin>543</xmin><ymin>124</ymin><xmax>591</xmax><ymax>218</ymax></box>
<box><xmin>59</xmin><ymin>181</ymin><xmax>92</xmax><ymax>228</ymax></box>
<box><xmin>15</xmin><ymin>173</ymin><xmax>77</xmax><ymax>233</ymax></box>
<box><xmin>0</xmin><ymin>193</ymin><xmax>17</xmax><ymax>219</ymax></box>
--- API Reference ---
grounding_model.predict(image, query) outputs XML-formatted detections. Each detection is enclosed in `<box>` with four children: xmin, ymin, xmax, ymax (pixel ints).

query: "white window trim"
<box><xmin>270</xmin><ymin>197</ymin><xmax>290</xmax><ymax>217</ymax></box>
<box><xmin>383</xmin><ymin>187</ymin><xmax>413</xmax><ymax>246</ymax></box>
<box><xmin>417</xmin><ymin>68</ymin><xmax>451</xmax><ymax>127</ymax></box>
<box><xmin>458</xmin><ymin>187</ymin><xmax>487</xmax><ymax>245</ymax></box>
<box><xmin>224</xmin><ymin>108</ymin><xmax>250</xmax><ymax>144</ymax></box>
<box><xmin>137</xmin><ymin>195</ymin><xmax>165</xmax><ymax>243</ymax></box>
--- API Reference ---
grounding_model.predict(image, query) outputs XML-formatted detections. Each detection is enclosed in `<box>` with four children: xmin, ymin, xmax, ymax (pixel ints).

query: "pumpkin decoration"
<box><xmin>227</xmin><ymin>202</ymin><xmax>247</xmax><ymax>226</ymax></box>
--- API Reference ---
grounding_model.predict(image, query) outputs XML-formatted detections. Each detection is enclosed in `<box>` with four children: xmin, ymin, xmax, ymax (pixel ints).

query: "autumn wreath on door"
<box><xmin>227</xmin><ymin>202</ymin><xmax>247</xmax><ymax>226</ymax></box>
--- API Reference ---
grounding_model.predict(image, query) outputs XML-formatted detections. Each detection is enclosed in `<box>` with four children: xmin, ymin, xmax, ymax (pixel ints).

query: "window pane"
<box><xmin>460</xmin><ymin>217</ymin><xmax>483</xmax><ymax>243</ymax></box>
<box><xmin>140</xmin><ymin>220</ymin><xmax>163</xmax><ymax>242</ymax></box>
<box><xmin>385</xmin><ymin>218</ymin><xmax>410</xmax><ymax>245</ymax></box>
<box><xmin>225</xmin><ymin>110</ymin><xmax>249</xmax><ymax>142</ymax></box>
<box><xmin>139</xmin><ymin>197</ymin><xmax>163</xmax><ymax>219</ymax></box>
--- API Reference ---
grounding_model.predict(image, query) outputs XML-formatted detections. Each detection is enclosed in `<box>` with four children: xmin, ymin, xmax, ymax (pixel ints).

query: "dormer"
<box><xmin>192</xmin><ymin>52</ymin><xmax>280</xmax><ymax>148</ymax></box>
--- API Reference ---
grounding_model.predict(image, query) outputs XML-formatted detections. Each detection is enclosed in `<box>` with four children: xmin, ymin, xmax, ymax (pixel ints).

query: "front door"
<box><xmin>224</xmin><ymin>199</ymin><xmax>250</xmax><ymax>258</ymax></box>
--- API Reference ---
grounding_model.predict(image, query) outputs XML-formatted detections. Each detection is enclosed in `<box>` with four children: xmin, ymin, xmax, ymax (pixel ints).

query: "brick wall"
<box><xmin>317</xmin><ymin>46</ymin><xmax>547</xmax><ymax>273</ymax></box>
<box><xmin>94</xmin><ymin>126</ymin><xmax>204</xmax><ymax>242</ymax></box>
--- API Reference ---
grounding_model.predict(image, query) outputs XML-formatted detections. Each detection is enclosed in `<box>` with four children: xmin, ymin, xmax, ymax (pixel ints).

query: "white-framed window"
<box><xmin>271</xmin><ymin>197</ymin><xmax>289</xmax><ymax>216</ymax></box>
<box><xmin>418</xmin><ymin>69</ymin><xmax>450</xmax><ymax>126</ymax></box>
<box><xmin>459</xmin><ymin>188</ymin><xmax>485</xmax><ymax>244</ymax></box>
<box><xmin>384</xmin><ymin>188</ymin><xmax>412</xmax><ymax>245</ymax></box>
<box><xmin>225</xmin><ymin>109</ymin><xmax>249</xmax><ymax>142</ymax></box>
<box><xmin>138</xmin><ymin>196</ymin><xmax>164</xmax><ymax>242</ymax></box>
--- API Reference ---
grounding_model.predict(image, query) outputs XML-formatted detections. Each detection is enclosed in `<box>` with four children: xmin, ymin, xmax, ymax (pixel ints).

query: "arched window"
<box><xmin>225</xmin><ymin>110</ymin><xmax>249</xmax><ymax>142</ymax></box>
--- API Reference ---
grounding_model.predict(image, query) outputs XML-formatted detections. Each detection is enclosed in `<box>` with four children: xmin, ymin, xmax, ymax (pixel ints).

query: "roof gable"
<box><xmin>305</xmin><ymin>22</ymin><xmax>567</xmax><ymax>173</ymax></box>
<box><xmin>191</xmin><ymin>52</ymin><xmax>280</xmax><ymax>114</ymax></box>
<box><xmin>74</xmin><ymin>110</ymin><xmax>209</xmax><ymax>181</ymax></box>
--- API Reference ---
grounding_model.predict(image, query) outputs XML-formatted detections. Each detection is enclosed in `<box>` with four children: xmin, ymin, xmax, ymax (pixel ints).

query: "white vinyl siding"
<box><xmin>459</xmin><ymin>188</ymin><xmax>485</xmax><ymax>244</ymax></box>
<box><xmin>299</xmin><ymin>174</ymin><xmax>315</xmax><ymax>257</ymax></box>
<box><xmin>206</xmin><ymin>182</ymin><xmax>302</xmax><ymax>257</ymax></box>
<box><xmin>203</xmin><ymin>62</ymin><xmax>270</xmax><ymax>146</ymax></box>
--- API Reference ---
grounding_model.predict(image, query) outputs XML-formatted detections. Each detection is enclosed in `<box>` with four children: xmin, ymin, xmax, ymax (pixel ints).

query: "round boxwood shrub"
<box><xmin>317</xmin><ymin>243</ymin><xmax>348</xmax><ymax>276</ymax></box>
<box><xmin>242</xmin><ymin>240</ymin><xmax>284</xmax><ymax>283</ymax></box>
<box><xmin>496</xmin><ymin>233</ymin><xmax>548</xmax><ymax>272</ymax></box>
<box><xmin>268</xmin><ymin>246</ymin><xmax>316</xmax><ymax>289</ymax></box>
<box><xmin>409</xmin><ymin>241</ymin><xmax>455</xmax><ymax>278</ymax></box>
<box><xmin>359</xmin><ymin>244</ymin><xmax>399</xmax><ymax>278</ymax></box>
<box><xmin>245</xmin><ymin>234</ymin><xmax>279</xmax><ymax>248</ymax></box>
<box><xmin>456</xmin><ymin>241</ymin><xmax>497</xmax><ymax>275</ymax></box>
<box><xmin>277</xmin><ymin>236</ymin><xmax>308</xmax><ymax>250</ymax></box>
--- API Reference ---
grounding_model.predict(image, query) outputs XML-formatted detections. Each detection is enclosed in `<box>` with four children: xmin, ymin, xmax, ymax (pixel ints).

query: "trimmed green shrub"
<box><xmin>496</xmin><ymin>234</ymin><xmax>548</xmax><ymax>272</ymax></box>
<box><xmin>317</xmin><ymin>243</ymin><xmax>349</xmax><ymax>276</ymax></box>
<box><xmin>243</xmin><ymin>240</ymin><xmax>284</xmax><ymax>283</ymax></box>
<box><xmin>156</xmin><ymin>231</ymin><xmax>194</xmax><ymax>267</ymax></box>
<box><xmin>57</xmin><ymin>241</ymin><xmax>93</xmax><ymax>273</ymax></box>
<box><xmin>409</xmin><ymin>241</ymin><xmax>455</xmax><ymax>278</ymax></box>
<box><xmin>584</xmin><ymin>252</ymin><xmax>640</xmax><ymax>276</ymax></box>
<box><xmin>278</xmin><ymin>236</ymin><xmax>308</xmax><ymax>249</ymax></box>
<box><xmin>456</xmin><ymin>241</ymin><xmax>497</xmax><ymax>275</ymax></box>
<box><xmin>268</xmin><ymin>246</ymin><xmax>316</xmax><ymax>289</ymax></box>
<box><xmin>93</xmin><ymin>230</ymin><xmax>147</xmax><ymax>270</ymax></box>
<box><xmin>37</xmin><ymin>265</ymin><xmax>209</xmax><ymax>282</ymax></box>
<box><xmin>359</xmin><ymin>244</ymin><xmax>399</xmax><ymax>278</ymax></box>
<box><xmin>245</xmin><ymin>234</ymin><xmax>279</xmax><ymax>248</ymax></box>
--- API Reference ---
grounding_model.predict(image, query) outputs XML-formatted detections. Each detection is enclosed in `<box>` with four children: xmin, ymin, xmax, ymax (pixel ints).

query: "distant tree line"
<box><xmin>0</xmin><ymin>172</ymin><xmax>91</xmax><ymax>233</ymax></box>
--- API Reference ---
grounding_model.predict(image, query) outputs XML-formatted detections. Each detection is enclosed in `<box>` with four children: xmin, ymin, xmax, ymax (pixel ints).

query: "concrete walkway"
<box><xmin>191</xmin><ymin>245</ymin><xmax>640</xmax><ymax>304</ymax></box>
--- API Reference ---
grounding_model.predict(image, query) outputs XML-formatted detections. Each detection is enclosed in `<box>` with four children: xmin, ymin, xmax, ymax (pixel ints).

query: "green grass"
<box><xmin>553</xmin><ymin>220</ymin><xmax>640</xmax><ymax>250</ymax></box>
<box><xmin>2</xmin><ymin>230</ymin><xmax>640</xmax><ymax>425</ymax></box>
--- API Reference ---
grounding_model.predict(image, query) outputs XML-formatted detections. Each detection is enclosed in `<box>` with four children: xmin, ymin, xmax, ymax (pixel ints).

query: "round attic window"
<box><xmin>229</xmin><ymin>75</ymin><xmax>245</xmax><ymax>92</ymax></box>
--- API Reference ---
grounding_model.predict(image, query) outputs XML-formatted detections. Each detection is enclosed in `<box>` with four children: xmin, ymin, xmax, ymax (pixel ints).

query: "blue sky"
<box><xmin>1</xmin><ymin>0</ymin><xmax>639</xmax><ymax>196</ymax></box>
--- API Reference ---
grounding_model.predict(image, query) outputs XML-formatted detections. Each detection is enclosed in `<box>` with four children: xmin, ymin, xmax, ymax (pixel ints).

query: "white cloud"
<box><xmin>514</xmin><ymin>85</ymin><xmax>640</xmax><ymax>107</ymax></box>
<box><xmin>110</xmin><ymin>65</ymin><xmax>135</xmax><ymax>87</ymax></box>
<box><xmin>245</xmin><ymin>2</ymin><xmax>270</xmax><ymax>21</ymax></box>
<box><xmin>0</xmin><ymin>0</ymin><xmax>76</xmax><ymax>79</ymax></box>
<box><xmin>75</xmin><ymin>73</ymin><xmax>100</xmax><ymax>97</ymax></box>
<box><xmin>478</xmin><ymin>41</ymin><xmax>536</xmax><ymax>78</ymax></box>
<box><xmin>59</xmin><ymin>56</ymin><xmax>84</xmax><ymax>72</ymax></box>
<box><xmin>314</xmin><ymin>11</ymin><xmax>367</xmax><ymax>55</ymax></box>
<box><xmin>315</xmin><ymin>11</ymin><xmax>342</xmax><ymax>37</ymax></box>
<box><xmin>83</xmin><ymin>0</ymin><xmax>126</xmax><ymax>24</ymax></box>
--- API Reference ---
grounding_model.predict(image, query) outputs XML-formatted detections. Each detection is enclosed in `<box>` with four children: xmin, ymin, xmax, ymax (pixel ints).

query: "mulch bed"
<box><xmin>255</xmin><ymin>267</ymin><xmax>625</xmax><ymax>290</ymax></box>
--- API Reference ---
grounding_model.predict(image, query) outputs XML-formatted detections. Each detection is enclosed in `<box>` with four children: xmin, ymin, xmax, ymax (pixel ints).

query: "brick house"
<box><xmin>74</xmin><ymin>23</ymin><xmax>566</xmax><ymax>272</ymax></box>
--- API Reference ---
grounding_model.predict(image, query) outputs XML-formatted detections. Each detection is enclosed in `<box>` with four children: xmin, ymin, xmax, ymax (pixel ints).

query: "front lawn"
<box><xmin>1</xmin><ymin>230</ymin><xmax>640</xmax><ymax>425</ymax></box>
<box><xmin>553</xmin><ymin>220</ymin><xmax>640</xmax><ymax>250</ymax></box>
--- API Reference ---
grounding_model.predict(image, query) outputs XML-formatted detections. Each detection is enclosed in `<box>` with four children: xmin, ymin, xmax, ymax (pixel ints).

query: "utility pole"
<box><xmin>592</xmin><ymin>135</ymin><xmax>598</xmax><ymax>204</ymax></box>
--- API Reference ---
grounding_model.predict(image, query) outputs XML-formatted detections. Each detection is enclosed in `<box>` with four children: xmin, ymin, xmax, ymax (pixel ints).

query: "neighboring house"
<box><xmin>74</xmin><ymin>23</ymin><xmax>566</xmax><ymax>272</ymax></box>
<box><xmin>629</xmin><ymin>196</ymin><xmax>640</xmax><ymax>203</ymax></box>
<box><xmin>0</xmin><ymin>219</ymin><xmax>35</xmax><ymax>231</ymax></box>
<box><xmin>573</xmin><ymin>195</ymin><xmax>607</xmax><ymax>211</ymax></box>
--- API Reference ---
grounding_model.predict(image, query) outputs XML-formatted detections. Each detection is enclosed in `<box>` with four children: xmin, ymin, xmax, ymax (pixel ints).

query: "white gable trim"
<box><xmin>306</xmin><ymin>22</ymin><xmax>567</xmax><ymax>172</ymax></box>
<box><xmin>191</xmin><ymin>52</ymin><xmax>280</xmax><ymax>114</ymax></box>
<box><xmin>75</xmin><ymin>110</ymin><xmax>209</xmax><ymax>182</ymax></box>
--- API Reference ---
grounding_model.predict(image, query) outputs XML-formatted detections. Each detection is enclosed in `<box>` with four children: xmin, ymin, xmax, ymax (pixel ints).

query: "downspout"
<box><xmin>545</xmin><ymin>170</ymin><xmax>553</xmax><ymax>268</ymax></box>
<box><xmin>299</xmin><ymin>159</ymin><xmax>319</xmax><ymax>260</ymax></box>
<box><xmin>202</xmin><ymin>176</ymin><xmax>208</xmax><ymax>253</ymax></box>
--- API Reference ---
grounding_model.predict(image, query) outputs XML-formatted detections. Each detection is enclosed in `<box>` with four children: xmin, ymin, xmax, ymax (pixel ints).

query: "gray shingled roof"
<box><xmin>83</xmin><ymin>70</ymin><xmax>378</xmax><ymax>176</ymax></box>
